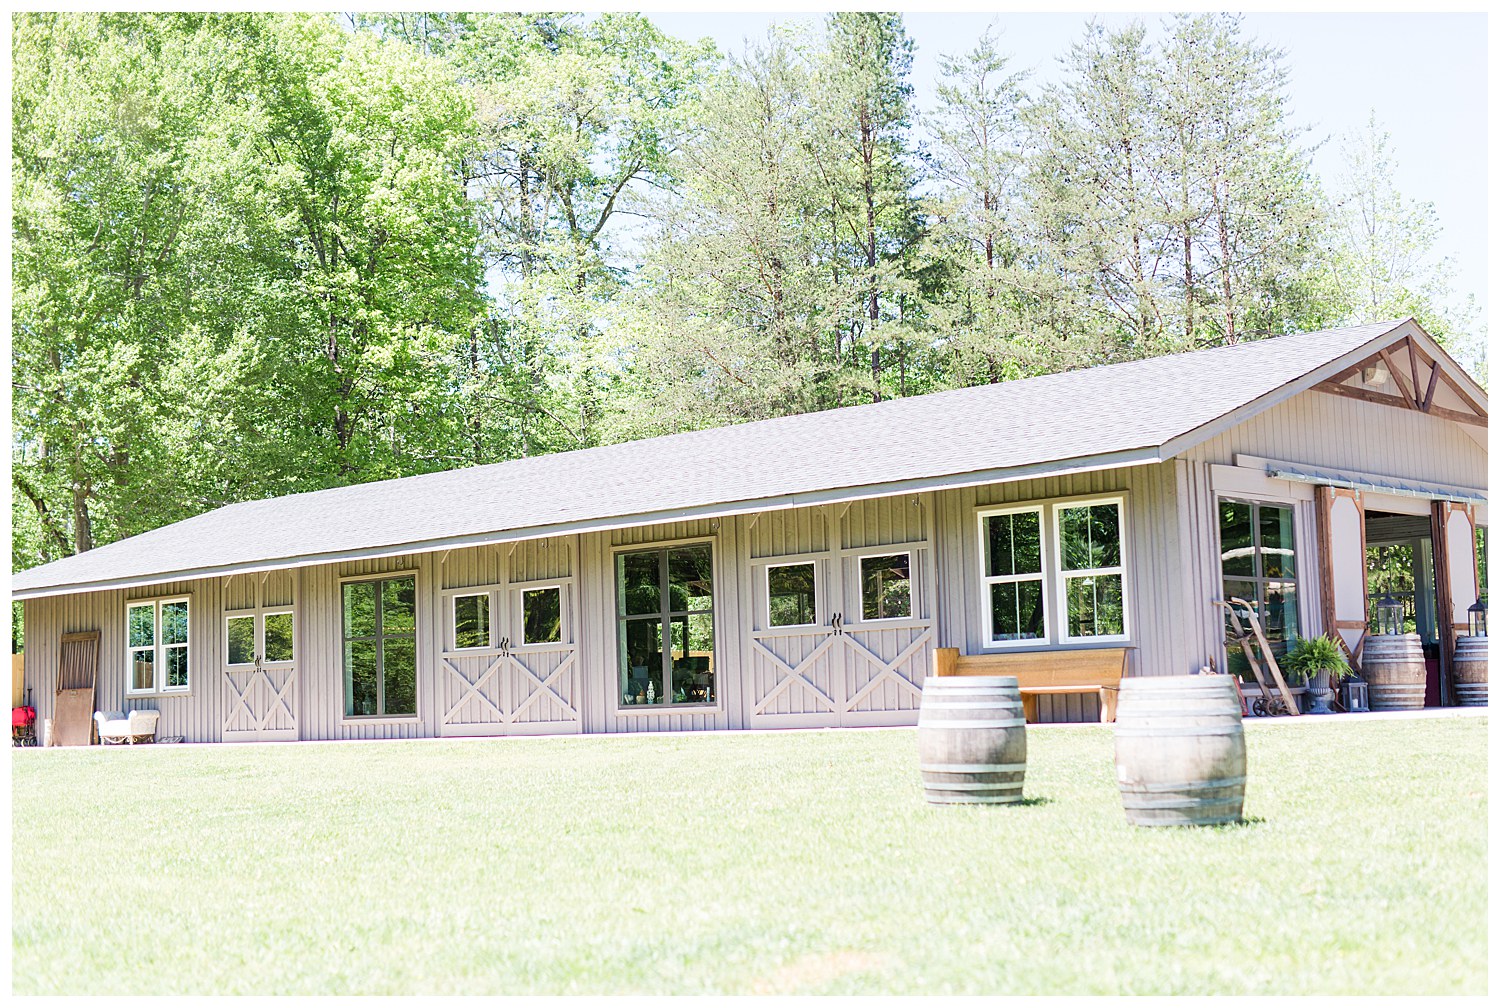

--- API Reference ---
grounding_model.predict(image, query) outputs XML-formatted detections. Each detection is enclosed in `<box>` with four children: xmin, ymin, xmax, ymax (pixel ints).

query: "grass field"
<box><xmin>10</xmin><ymin>715</ymin><xmax>1488</xmax><ymax>995</ymax></box>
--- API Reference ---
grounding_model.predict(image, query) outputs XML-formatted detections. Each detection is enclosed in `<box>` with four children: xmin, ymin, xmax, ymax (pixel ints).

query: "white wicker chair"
<box><xmin>93</xmin><ymin>710</ymin><xmax>161</xmax><ymax>745</ymax></box>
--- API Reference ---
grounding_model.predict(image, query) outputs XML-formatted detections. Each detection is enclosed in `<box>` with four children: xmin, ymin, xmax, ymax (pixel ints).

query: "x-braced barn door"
<box><xmin>438</xmin><ymin>541</ymin><xmax>582</xmax><ymax>736</ymax></box>
<box><xmin>747</xmin><ymin>500</ymin><xmax>935</xmax><ymax>728</ymax></box>
<box><xmin>222</xmin><ymin>570</ymin><xmax>299</xmax><ymax>742</ymax></box>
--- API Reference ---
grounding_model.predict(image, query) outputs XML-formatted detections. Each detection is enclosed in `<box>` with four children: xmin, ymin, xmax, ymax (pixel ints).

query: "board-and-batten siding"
<box><xmin>1186</xmin><ymin>387</ymin><xmax>1485</xmax><ymax>489</ymax></box>
<box><xmin>26</xmin><ymin>576</ymin><xmax>225</xmax><ymax>743</ymax></box>
<box><xmin>20</xmin><ymin>388</ymin><xmax>1484</xmax><ymax>742</ymax></box>
<box><xmin>582</xmin><ymin>518</ymin><xmax>737</xmax><ymax>733</ymax></box>
<box><xmin>299</xmin><ymin>552</ymin><xmax>434</xmax><ymax>741</ymax></box>
<box><xmin>18</xmin><ymin>468</ymin><xmax>1196</xmax><ymax>736</ymax></box>
<box><xmin>932</xmin><ymin>463</ymin><xmax>1195</xmax><ymax>720</ymax></box>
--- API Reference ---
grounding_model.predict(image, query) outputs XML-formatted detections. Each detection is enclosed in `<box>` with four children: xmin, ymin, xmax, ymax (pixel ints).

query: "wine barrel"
<box><xmin>1362</xmin><ymin>633</ymin><xmax>1426</xmax><ymax>711</ymax></box>
<box><xmin>1453</xmin><ymin>636</ymin><xmax>1488</xmax><ymax>707</ymax></box>
<box><xmin>1114</xmin><ymin>675</ymin><xmax>1245</xmax><ymax>827</ymax></box>
<box><xmin>917</xmin><ymin>675</ymin><xmax>1026</xmax><ymax>805</ymax></box>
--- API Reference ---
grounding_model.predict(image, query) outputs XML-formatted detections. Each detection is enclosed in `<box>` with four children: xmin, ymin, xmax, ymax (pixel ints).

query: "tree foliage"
<box><xmin>10</xmin><ymin>11</ymin><xmax>1483</xmax><ymax>580</ymax></box>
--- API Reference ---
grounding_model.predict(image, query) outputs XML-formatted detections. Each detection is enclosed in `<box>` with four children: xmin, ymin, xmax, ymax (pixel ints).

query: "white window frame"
<box><xmin>765</xmin><ymin>560</ymin><xmax>819</xmax><ymax>629</ymax></box>
<box><xmin>224</xmin><ymin>609</ymin><xmax>296</xmax><ymax>667</ymax></box>
<box><xmin>225</xmin><ymin>612</ymin><xmax>257</xmax><ymax>667</ymax></box>
<box><xmin>450</xmin><ymin>591</ymin><xmax>493</xmax><ymax>652</ymax></box>
<box><xmin>973</xmin><ymin>495</ymin><xmax>1132</xmax><ymax>650</ymax></box>
<box><xmin>976</xmin><ymin>504</ymin><xmax>1051</xmax><ymax>648</ymax></box>
<box><xmin>514</xmin><ymin>581</ymin><xmax>567</xmax><ymax>648</ymax></box>
<box><xmin>261</xmin><ymin>609</ymin><xmax>296</xmax><ymax>664</ymax></box>
<box><xmin>852</xmin><ymin>550</ymin><xmax>915</xmax><ymax>624</ymax></box>
<box><xmin>126</xmin><ymin>595</ymin><xmax>192</xmax><ymax>696</ymax></box>
<box><xmin>1053</xmin><ymin>496</ymin><xmax>1130</xmax><ymax>645</ymax></box>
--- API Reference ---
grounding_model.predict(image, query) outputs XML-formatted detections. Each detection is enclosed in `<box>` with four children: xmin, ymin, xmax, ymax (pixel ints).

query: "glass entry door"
<box><xmin>1219</xmin><ymin>499</ymin><xmax>1299</xmax><ymax>680</ymax></box>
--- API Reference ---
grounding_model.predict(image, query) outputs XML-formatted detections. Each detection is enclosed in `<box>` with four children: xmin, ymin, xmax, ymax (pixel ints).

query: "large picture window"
<box><xmin>617</xmin><ymin>543</ymin><xmax>714</xmax><ymax>708</ymax></box>
<box><xmin>126</xmin><ymin>597</ymin><xmax>191</xmax><ymax>694</ymax></box>
<box><xmin>342</xmin><ymin>575</ymin><xmax>417</xmax><ymax>718</ymax></box>
<box><xmin>1219</xmin><ymin>499</ymin><xmax>1299</xmax><ymax>679</ymax></box>
<box><xmin>977</xmin><ymin>497</ymin><xmax>1129</xmax><ymax>647</ymax></box>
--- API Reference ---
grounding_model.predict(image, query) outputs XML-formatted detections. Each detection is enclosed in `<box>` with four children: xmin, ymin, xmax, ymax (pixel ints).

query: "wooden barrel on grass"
<box><xmin>1362</xmin><ymin>634</ymin><xmax>1426</xmax><ymax>711</ymax></box>
<box><xmin>917</xmin><ymin>675</ymin><xmax>1026</xmax><ymax>805</ymax></box>
<box><xmin>1114</xmin><ymin>675</ymin><xmax>1245</xmax><ymax>827</ymax></box>
<box><xmin>1453</xmin><ymin>636</ymin><xmax>1488</xmax><ymax>707</ymax></box>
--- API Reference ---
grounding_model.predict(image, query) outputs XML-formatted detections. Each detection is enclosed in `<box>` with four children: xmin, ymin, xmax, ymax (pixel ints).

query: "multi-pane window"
<box><xmin>342</xmin><ymin>575</ymin><xmax>417</xmax><ymax>718</ymax></box>
<box><xmin>861</xmin><ymin>553</ymin><xmax>912</xmax><ymax>621</ymax></box>
<box><xmin>1219</xmin><ymin>500</ymin><xmax>1299</xmax><ymax>678</ymax></box>
<box><xmin>226</xmin><ymin>611</ymin><xmax>295</xmax><ymax>666</ymax></box>
<box><xmin>617</xmin><ymin>544</ymin><xmax>714</xmax><ymax>707</ymax></box>
<box><xmin>982</xmin><ymin>508</ymin><xmax>1046</xmax><ymax>642</ymax></box>
<box><xmin>767</xmin><ymin>562</ymin><xmax>817</xmax><ymax>627</ymax></box>
<box><xmin>977</xmin><ymin>498</ymin><xmax>1129</xmax><ymax>647</ymax></box>
<box><xmin>126</xmin><ymin>597</ymin><xmax>191</xmax><ymax>694</ymax></box>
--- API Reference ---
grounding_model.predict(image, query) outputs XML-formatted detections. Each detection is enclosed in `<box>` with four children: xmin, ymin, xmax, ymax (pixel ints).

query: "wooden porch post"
<box><xmin>1431</xmin><ymin>501</ymin><xmax>1480</xmax><ymax>708</ymax></box>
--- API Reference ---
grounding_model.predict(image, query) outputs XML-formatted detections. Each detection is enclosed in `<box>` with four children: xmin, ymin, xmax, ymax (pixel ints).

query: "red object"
<box><xmin>12</xmin><ymin>705</ymin><xmax>36</xmax><ymax>727</ymax></box>
<box><xmin>1424</xmin><ymin>658</ymin><xmax>1441</xmax><ymax>708</ymax></box>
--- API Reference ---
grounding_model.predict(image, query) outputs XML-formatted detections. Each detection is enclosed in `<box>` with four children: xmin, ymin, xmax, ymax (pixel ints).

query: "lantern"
<box><xmin>1467</xmin><ymin>598</ymin><xmax>1487</xmax><ymax>638</ymax></box>
<box><xmin>1375</xmin><ymin>594</ymin><xmax>1404</xmax><ymax>636</ymax></box>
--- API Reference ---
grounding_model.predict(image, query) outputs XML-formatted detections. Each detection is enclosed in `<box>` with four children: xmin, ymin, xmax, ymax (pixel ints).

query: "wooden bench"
<box><xmin>933</xmin><ymin>647</ymin><xmax>1132</xmax><ymax>723</ymax></box>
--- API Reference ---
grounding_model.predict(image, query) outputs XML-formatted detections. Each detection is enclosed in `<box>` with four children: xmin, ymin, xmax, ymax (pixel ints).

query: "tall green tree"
<box><xmin>814</xmin><ymin>12</ymin><xmax>929</xmax><ymax>402</ymax></box>
<box><xmin>454</xmin><ymin>12</ymin><xmax>714</xmax><ymax>450</ymax></box>
<box><xmin>923</xmin><ymin>30</ymin><xmax>1048</xmax><ymax>382</ymax></box>
<box><xmin>602</xmin><ymin>30</ymin><xmax>841</xmax><ymax>437</ymax></box>
<box><xmin>208</xmin><ymin>14</ymin><xmax>485</xmax><ymax>484</ymax></box>
<box><xmin>12</xmin><ymin>12</ymin><xmax>486</xmax><ymax>574</ymax></box>
<box><xmin>12</xmin><ymin>12</ymin><xmax>227</xmax><ymax>560</ymax></box>
<box><xmin>1325</xmin><ymin>113</ymin><xmax>1482</xmax><ymax>373</ymax></box>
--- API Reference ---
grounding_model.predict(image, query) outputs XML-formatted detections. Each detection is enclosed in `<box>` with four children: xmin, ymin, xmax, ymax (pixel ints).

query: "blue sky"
<box><xmin>645</xmin><ymin>10</ymin><xmax>1488</xmax><ymax>329</ymax></box>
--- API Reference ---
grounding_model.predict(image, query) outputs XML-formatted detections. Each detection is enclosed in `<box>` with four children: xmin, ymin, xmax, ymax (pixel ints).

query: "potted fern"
<box><xmin>1284</xmin><ymin>635</ymin><xmax>1354</xmax><ymax>715</ymax></box>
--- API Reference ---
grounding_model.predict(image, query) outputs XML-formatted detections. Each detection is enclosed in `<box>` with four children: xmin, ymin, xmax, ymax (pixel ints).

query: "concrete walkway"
<box><xmin>1241</xmin><ymin>705</ymin><xmax>1488</xmax><ymax>726</ymax></box>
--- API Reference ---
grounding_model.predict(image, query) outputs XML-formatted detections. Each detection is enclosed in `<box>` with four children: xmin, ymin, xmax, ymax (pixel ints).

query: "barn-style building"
<box><xmin>13</xmin><ymin>319</ymin><xmax>1487</xmax><ymax>742</ymax></box>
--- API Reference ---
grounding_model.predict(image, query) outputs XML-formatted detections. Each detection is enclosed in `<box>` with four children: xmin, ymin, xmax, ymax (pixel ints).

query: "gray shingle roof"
<box><xmin>12</xmin><ymin>320</ymin><xmax>1443</xmax><ymax>596</ymax></box>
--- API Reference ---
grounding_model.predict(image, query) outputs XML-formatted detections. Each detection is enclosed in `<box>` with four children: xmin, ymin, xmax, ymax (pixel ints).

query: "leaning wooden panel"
<box><xmin>51</xmin><ymin>630</ymin><xmax>100</xmax><ymax>746</ymax></box>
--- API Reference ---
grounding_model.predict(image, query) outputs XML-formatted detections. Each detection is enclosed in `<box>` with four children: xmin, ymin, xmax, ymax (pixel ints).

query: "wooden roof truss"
<box><xmin>1314</xmin><ymin>335</ymin><xmax>1486</xmax><ymax>428</ymax></box>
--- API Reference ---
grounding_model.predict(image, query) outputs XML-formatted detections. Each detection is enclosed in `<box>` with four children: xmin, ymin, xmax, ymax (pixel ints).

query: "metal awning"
<box><xmin>1266</xmin><ymin>464</ymin><xmax>1487</xmax><ymax>505</ymax></box>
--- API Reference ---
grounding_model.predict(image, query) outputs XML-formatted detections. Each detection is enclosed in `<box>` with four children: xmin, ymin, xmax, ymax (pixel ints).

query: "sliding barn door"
<box><xmin>1432</xmin><ymin>501</ymin><xmax>1479</xmax><ymax>707</ymax></box>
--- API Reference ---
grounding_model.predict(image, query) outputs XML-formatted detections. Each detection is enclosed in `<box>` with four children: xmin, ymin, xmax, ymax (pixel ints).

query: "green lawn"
<box><xmin>11</xmin><ymin>716</ymin><xmax>1488</xmax><ymax>995</ymax></box>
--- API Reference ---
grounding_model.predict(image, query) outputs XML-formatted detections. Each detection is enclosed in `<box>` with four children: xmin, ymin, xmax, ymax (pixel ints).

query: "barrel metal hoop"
<box><xmin>918</xmin><ymin>719</ymin><xmax>1027</xmax><ymax>730</ymax></box>
<box><xmin>920</xmin><ymin>763</ymin><xmax>1027</xmax><ymax>774</ymax></box>
<box><xmin>1119</xmin><ymin>776</ymin><xmax>1246</xmax><ymax>793</ymax></box>
<box><xmin>1113</xmin><ymin>725</ymin><xmax>1243</xmax><ymax>737</ymax></box>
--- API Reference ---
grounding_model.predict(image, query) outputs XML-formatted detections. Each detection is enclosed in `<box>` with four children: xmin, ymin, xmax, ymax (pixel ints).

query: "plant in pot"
<box><xmin>1284</xmin><ymin>635</ymin><xmax>1354</xmax><ymax>715</ymax></box>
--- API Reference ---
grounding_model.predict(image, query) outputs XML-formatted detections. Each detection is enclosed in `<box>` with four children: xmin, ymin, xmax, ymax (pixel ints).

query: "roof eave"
<box><xmin>1157</xmin><ymin>319</ymin><xmax>1485</xmax><ymax>461</ymax></box>
<box><xmin>12</xmin><ymin>445</ymin><xmax>1166</xmax><ymax>601</ymax></box>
